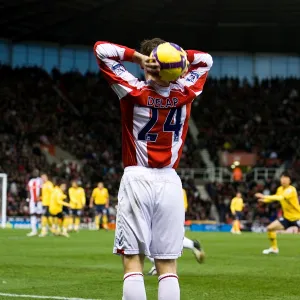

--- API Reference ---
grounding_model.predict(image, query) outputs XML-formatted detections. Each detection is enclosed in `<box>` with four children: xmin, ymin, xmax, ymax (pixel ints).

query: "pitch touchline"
<box><xmin>0</xmin><ymin>293</ymin><xmax>101</xmax><ymax>300</ymax></box>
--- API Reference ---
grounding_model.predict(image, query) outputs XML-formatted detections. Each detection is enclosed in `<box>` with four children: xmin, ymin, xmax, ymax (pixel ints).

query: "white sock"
<box><xmin>147</xmin><ymin>256</ymin><xmax>155</xmax><ymax>264</ymax></box>
<box><xmin>158</xmin><ymin>273</ymin><xmax>180</xmax><ymax>300</ymax></box>
<box><xmin>30</xmin><ymin>216</ymin><xmax>37</xmax><ymax>233</ymax></box>
<box><xmin>123</xmin><ymin>272</ymin><xmax>146</xmax><ymax>300</ymax></box>
<box><xmin>183</xmin><ymin>237</ymin><xmax>194</xmax><ymax>250</ymax></box>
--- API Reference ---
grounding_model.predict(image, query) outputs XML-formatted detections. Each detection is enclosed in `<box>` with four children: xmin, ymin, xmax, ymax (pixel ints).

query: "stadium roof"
<box><xmin>1</xmin><ymin>0</ymin><xmax>300</xmax><ymax>53</ymax></box>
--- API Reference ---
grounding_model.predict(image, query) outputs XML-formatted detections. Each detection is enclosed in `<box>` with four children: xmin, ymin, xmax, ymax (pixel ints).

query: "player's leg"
<box><xmin>69</xmin><ymin>210</ymin><xmax>75</xmax><ymax>231</ymax></box>
<box><xmin>28</xmin><ymin>214</ymin><xmax>38</xmax><ymax>236</ymax></box>
<box><xmin>56</xmin><ymin>213</ymin><xmax>63</xmax><ymax>235</ymax></box>
<box><xmin>27</xmin><ymin>200</ymin><xmax>38</xmax><ymax>236</ymax></box>
<box><xmin>74</xmin><ymin>209</ymin><xmax>81</xmax><ymax>232</ymax></box>
<box><xmin>183</xmin><ymin>237</ymin><xmax>205</xmax><ymax>263</ymax></box>
<box><xmin>146</xmin><ymin>256</ymin><xmax>157</xmax><ymax>276</ymax></box>
<box><xmin>151</xmin><ymin>171</ymin><xmax>184</xmax><ymax>300</ymax></box>
<box><xmin>113</xmin><ymin>170</ymin><xmax>153</xmax><ymax>300</ymax></box>
<box><xmin>122</xmin><ymin>255</ymin><xmax>146</xmax><ymax>300</ymax></box>
<box><xmin>95</xmin><ymin>206</ymin><xmax>102</xmax><ymax>230</ymax></box>
<box><xmin>235</xmin><ymin>212</ymin><xmax>242</xmax><ymax>234</ymax></box>
<box><xmin>47</xmin><ymin>209</ymin><xmax>53</xmax><ymax>228</ymax></box>
<box><xmin>39</xmin><ymin>206</ymin><xmax>49</xmax><ymax>237</ymax></box>
<box><xmin>232</xmin><ymin>219</ymin><xmax>238</xmax><ymax>233</ymax></box>
<box><xmin>50</xmin><ymin>211</ymin><xmax>57</xmax><ymax>234</ymax></box>
<box><xmin>155</xmin><ymin>259</ymin><xmax>180</xmax><ymax>300</ymax></box>
<box><xmin>102</xmin><ymin>208</ymin><xmax>108</xmax><ymax>230</ymax></box>
<box><xmin>62</xmin><ymin>210</ymin><xmax>70</xmax><ymax>237</ymax></box>
<box><xmin>262</xmin><ymin>219</ymin><xmax>285</xmax><ymax>254</ymax></box>
<box><xmin>148</xmin><ymin>237</ymin><xmax>204</xmax><ymax>276</ymax></box>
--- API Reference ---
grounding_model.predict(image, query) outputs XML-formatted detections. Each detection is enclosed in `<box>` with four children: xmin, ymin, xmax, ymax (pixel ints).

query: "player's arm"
<box><xmin>230</xmin><ymin>198</ymin><xmax>236</xmax><ymax>215</ymax></box>
<box><xmin>93</xmin><ymin>41</ymin><xmax>156</xmax><ymax>105</ymax></box>
<box><xmin>89</xmin><ymin>190</ymin><xmax>95</xmax><ymax>208</ymax></box>
<box><xmin>68</xmin><ymin>188</ymin><xmax>72</xmax><ymax>203</ymax></box>
<box><xmin>26</xmin><ymin>184</ymin><xmax>30</xmax><ymax>201</ymax></box>
<box><xmin>180</xmin><ymin>50</ymin><xmax>213</xmax><ymax>96</ymax></box>
<box><xmin>183</xmin><ymin>189</ymin><xmax>188</xmax><ymax>212</ymax></box>
<box><xmin>81</xmin><ymin>189</ymin><xmax>86</xmax><ymax>207</ymax></box>
<box><xmin>255</xmin><ymin>191</ymin><xmax>284</xmax><ymax>203</ymax></box>
<box><xmin>57</xmin><ymin>194</ymin><xmax>70</xmax><ymax>207</ymax></box>
<box><xmin>93</xmin><ymin>42</ymin><xmax>138</xmax><ymax>97</ymax></box>
<box><xmin>105</xmin><ymin>190</ymin><xmax>110</xmax><ymax>209</ymax></box>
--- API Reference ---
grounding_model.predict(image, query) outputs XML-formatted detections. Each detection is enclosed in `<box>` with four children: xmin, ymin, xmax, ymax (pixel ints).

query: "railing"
<box><xmin>177</xmin><ymin>168</ymin><xmax>233</xmax><ymax>182</ymax></box>
<box><xmin>177</xmin><ymin>167</ymin><xmax>281</xmax><ymax>183</ymax></box>
<box><xmin>247</xmin><ymin>167</ymin><xmax>281</xmax><ymax>181</ymax></box>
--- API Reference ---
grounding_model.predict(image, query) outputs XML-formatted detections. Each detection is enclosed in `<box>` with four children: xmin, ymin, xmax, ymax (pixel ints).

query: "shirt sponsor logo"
<box><xmin>112</xmin><ymin>63</ymin><xmax>126</xmax><ymax>76</ymax></box>
<box><xmin>186</xmin><ymin>71</ymin><xmax>200</xmax><ymax>83</ymax></box>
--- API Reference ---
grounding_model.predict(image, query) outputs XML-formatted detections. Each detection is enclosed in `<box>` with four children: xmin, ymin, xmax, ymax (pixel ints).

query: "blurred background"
<box><xmin>1</xmin><ymin>0</ymin><xmax>300</xmax><ymax>232</ymax></box>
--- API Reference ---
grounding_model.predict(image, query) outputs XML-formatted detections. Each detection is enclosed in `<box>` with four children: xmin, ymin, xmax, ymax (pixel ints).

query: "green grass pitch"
<box><xmin>0</xmin><ymin>230</ymin><xmax>299</xmax><ymax>300</ymax></box>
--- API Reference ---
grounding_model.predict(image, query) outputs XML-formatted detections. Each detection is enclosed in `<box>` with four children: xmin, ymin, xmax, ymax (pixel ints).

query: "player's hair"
<box><xmin>56</xmin><ymin>178</ymin><xmax>67</xmax><ymax>186</ymax></box>
<box><xmin>281</xmin><ymin>171</ymin><xmax>291</xmax><ymax>179</ymax></box>
<box><xmin>140</xmin><ymin>38</ymin><xmax>166</xmax><ymax>56</ymax></box>
<box><xmin>32</xmin><ymin>169</ymin><xmax>39</xmax><ymax>178</ymax></box>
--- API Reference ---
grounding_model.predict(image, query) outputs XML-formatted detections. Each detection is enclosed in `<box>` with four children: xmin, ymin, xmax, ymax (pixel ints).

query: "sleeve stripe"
<box><xmin>94</xmin><ymin>43</ymin><xmax>145</xmax><ymax>100</ymax></box>
<box><xmin>95</xmin><ymin>43</ymin><xmax>126</xmax><ymax>61</ymax></box>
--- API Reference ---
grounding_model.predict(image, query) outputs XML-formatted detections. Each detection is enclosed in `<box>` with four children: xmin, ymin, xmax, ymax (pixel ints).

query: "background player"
<box><xmin>89</xmin><ymin>182</ymin><xmax>109</xmax><ymax>230</ymax></box>
<box><xmin>49</xmin><ymin>180</ymin><xmax>71</xmax><ymax>237</ymax></box>
<box><xmin>147</xmin><ymin>188</ymin><xmax>205</xmax><ymax>276</ymax></box>
<box><xmin>27</xmin><ymin>169</ymin><xmax>43</xmax><ymax>237</ymax></box>
<box><xmin>94</xmin><ymin>38</ymin><xmax>212</xmax><ymax>300</ymax></box>
<box><xmin>255</xmin><ymin>172</ymin><xmax>300</xmax><ymax>254</ymax></box>
<box><xmin>69</xmin><ymin>180</ymin><xmax>86</xmax><ymax>232</ymax></box>
<box><xmin>230</xmin><ymin>192</ymin><xmax>244</xmax><ymax>234</ymax></box>
<box><xmin>39</xmin><ymin>173</ymin><xmax>54</xmax><ymax>237</ymax></box>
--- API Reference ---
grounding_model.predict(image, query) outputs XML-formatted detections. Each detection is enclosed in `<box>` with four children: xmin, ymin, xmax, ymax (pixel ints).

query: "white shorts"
<box><xmin>29</xmin><ymin>200</ymin><xmax>43</xmax><ymax>215</ymax></box>
<box><xmin>113</xmin><ymin>166</ymin><xmax>185</xmax><ymax>259</ymax></box>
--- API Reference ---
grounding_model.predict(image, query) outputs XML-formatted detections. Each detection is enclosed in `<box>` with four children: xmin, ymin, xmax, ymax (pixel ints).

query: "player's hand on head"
<box><xmin>144</xmin><ymin>57</ymin><xmax>160</xmax><ymax>75</ymax></box>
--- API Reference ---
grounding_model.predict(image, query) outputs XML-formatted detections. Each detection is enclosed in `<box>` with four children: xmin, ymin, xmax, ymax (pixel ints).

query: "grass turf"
<box><xmin>0</xmin><ymin>230</ymin><xmax>299</xmax><ymax>300</ymax></box>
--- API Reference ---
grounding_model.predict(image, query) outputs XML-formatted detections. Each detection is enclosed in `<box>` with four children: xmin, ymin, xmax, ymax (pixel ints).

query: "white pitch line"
<box><xmin>0</xmin><ymin>293</ymin><xmax>101</xmax><ymax>300</ymax></box>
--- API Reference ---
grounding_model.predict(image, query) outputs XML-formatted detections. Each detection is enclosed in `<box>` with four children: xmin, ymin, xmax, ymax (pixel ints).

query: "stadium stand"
<box><xmin>1</xmin><ymin>64</ymin><xmax>299</xmax><ymax>227</ymax></box>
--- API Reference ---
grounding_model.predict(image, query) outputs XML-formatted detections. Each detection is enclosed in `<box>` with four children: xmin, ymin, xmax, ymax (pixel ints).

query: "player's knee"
<box><xmin>122</xmin><ymin>254</ymin><xmax>144</xmax><ymax>274</ymax></box>
<box><xmin>155</xmin><ymin>259</ymin><xmax>177</xmax><ymax>276</ymax></box>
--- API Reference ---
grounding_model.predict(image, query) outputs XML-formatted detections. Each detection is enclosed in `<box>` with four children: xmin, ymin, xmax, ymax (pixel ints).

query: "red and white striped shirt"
<box><xmin>94</xmin><ymin>42</ymin><xmax>212</xmax><ymax>169</ymax></box>
<box><xmin>28</xmin><ymin>177</ymin><xmax>43</xmax><ymax>202</ymax></box>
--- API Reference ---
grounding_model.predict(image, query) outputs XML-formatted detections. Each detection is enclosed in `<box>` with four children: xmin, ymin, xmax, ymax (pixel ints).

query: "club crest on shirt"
<box><xmin>112</xmin><ymin>63</ymin><xmax>126</xmax><ymax>76</ymax></box>
<box><xmin>186</xmin><ymin>70</ymin><xmax>200</xmax><ymax>83</ymax></box>
<box><xmin>285</xmin><ymin>188</ymin><xmax>292</xmax><ymax>194</ymax></box>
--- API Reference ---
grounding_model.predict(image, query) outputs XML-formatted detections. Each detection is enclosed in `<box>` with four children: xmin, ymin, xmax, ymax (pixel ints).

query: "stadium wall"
<box><xmin>4</xmin><ymin>217</ymin><xmax>234</xmax><ymax>232</ymax></box>
<box><xmin>0</xmin><ymin>39</ymin><xmax>300</xmax><ymax>79</ymax></box>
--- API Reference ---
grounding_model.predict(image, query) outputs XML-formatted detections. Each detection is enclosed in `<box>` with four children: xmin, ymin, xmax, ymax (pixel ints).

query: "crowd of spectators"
<box><xmin>195</xmin><ymin>77</ymin><xmax>300</xmax><ymax>168</ymax></box>
<box><xmin>1</xmin><ymin>64</ymin><xmax>300</xmax><ymax>225</ymax></box>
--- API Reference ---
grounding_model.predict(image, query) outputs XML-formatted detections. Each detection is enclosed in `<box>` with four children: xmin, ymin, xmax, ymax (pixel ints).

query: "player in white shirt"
<box><xmin>94</xmin><ymin>38</ymin><xmax>212</xmax><ymax>300</ymax></box>
<box><xmin>27</xmin><ymin>169</ymin><xmax>43</xmax><ymax>237</ymax></box>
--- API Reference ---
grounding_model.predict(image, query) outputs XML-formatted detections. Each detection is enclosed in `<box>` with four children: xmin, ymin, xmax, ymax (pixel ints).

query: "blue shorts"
<box><xmin>42</xmin><ymin>206</ymin><xmax>50</xmax><ymax>217</ymax></box>
<box><xmin>95</xmin><ymin>205</ymin><xmax>106</xmax><ymax>214</ymax></box>
<box><xmin>62</xmin><ymin>206</ymin><xmax>70</xmax><ymax>216</ymax></box>
<box><xmin>278</xmin><ymin>217</ymin><xmax>300</xmax><ymax>229</ymax></box>
<box><xmin>235</xmin><ymin>211</ymin><xmax>243</xmax><ymax>220</ymax></box>
<box><xmin>71</xmin><ymin>209</ymin><xmax>82</xmax><ymax>217</ymax></box>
